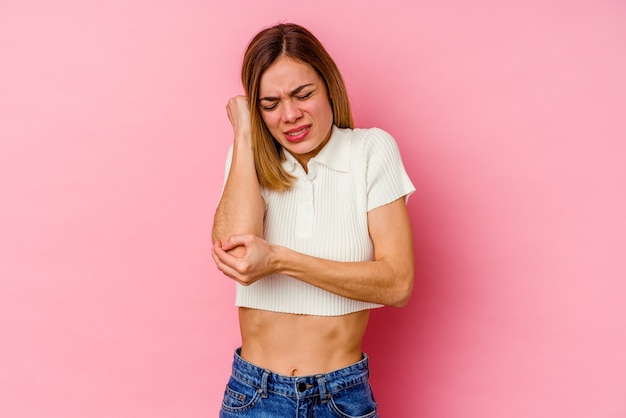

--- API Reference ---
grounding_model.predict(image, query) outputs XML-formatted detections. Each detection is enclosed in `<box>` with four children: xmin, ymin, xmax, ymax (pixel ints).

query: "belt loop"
<box><xmin>316</xmin><ymin>375</ymin><xmax>329</xmax><ymax>403</ymax></box>
<box><xmin>259</xmin><ymin>370</ymin><xmax>270</xmax><ymax>398</ymax></box>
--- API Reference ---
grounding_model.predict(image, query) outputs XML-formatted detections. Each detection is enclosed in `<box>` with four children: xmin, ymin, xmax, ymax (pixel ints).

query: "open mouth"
<box><xmin>287</xmin><ymin>127</ymin><xmax>307</xmax><ymax>137</ymax></box>
<box><xmin>284</xmin><ymin>125</ymin><xmax>310</xmax><ymax>142</ymax></box>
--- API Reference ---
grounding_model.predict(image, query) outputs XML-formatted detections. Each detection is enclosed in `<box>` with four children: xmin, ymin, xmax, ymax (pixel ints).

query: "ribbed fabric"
<box><xmin>226</xmin><ymin>126</ymin><xmax>415</xmax><ymax>316</ymax></box>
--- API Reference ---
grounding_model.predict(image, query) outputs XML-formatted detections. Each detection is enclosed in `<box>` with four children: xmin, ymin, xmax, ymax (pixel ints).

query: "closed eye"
<box><xmin>296</xmin><ymin>91</ymin><xmax>314</xmax><ymax>100</ymax></box>
<box><xmin>261</xmin><ymin>101</ymin><xmax>278</xmax><ymax>111</ymax></box>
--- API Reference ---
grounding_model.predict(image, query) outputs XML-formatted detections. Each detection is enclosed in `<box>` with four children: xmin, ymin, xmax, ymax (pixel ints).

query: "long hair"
<box><xmin>241</xmin><ymin>23</ymin><xmax>354</xmax><ymax>191</ymax></box>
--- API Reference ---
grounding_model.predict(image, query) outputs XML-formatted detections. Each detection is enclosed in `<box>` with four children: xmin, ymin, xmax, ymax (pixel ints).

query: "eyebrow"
<box><xmin>258</xmin><ymin>84</ymin><xmax>314</xmax><ymax>102</ymax></box>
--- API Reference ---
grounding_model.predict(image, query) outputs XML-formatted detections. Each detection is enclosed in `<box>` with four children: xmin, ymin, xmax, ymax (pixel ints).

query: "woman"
<box><xmin>212</xmin><ymin>22</ymin><xmax>415</xmax><ymax>417</ymax></box>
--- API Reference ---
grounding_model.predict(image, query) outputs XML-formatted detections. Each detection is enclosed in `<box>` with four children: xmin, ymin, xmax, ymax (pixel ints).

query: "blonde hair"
<box><xmin>242</xmin><ymin>23</ymin><xmax>354</xmax><ymax>191</ymax></box>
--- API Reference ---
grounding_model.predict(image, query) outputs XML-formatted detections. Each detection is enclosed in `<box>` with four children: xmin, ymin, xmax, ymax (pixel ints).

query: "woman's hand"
<box><xmin>226</xmin><ymin>95</ymin><xmax>252</xmax><ymax>144</ymax></box>
<box><xmin>212</xmin><ymin>234</ymin><xmax>277</xmax><ymax>286</ymax></box>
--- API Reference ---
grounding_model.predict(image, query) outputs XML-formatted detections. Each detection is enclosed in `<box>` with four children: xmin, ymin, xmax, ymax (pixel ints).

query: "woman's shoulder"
<box><xmin>335</xmin><ymin>126</ymin><xmax>397</xmax><ymax>146</ymax></box>
<box><xmin>336</xmin><ymin>127</ymin><xmax>400</xmax><ymax>158</ymax></box>
<box><xmin>337</xmin><ymin>126</ymin><xmax>391</xmax><ymax>137</ymax></box>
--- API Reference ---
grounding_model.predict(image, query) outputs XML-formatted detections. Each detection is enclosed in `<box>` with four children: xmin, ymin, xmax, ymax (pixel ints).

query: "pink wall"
<box><xmin>1</xmin><ymin>1</ymin><xmax>625</xmax><ymax>417</ymax></box>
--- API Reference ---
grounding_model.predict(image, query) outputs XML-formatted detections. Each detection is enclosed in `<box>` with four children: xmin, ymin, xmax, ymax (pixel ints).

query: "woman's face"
<box><xmin>258</xmin><ymin>56</ymin><xmax>334</xmax><ymax>168</ymax></box>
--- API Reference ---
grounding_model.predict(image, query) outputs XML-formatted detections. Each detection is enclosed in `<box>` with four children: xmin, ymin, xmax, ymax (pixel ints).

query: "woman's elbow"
<box><xmin>389</xmin><ymin>270</ymin><xmax>414</xmax><ymax>308</ymax></box>
<box><xmin>211</xmin><ymin>224</ymin><xmax>225</xmax><ymax>245</ymax></box>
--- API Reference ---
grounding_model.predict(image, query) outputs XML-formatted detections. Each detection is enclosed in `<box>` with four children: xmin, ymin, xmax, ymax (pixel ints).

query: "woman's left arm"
<box><xmin>212</xmin><ymin>196</ymin><xmax>414</xmax><ymax>307</ymax></box>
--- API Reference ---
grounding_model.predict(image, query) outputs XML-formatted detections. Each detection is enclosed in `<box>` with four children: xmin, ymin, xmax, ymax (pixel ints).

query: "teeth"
<box><xmin>287</xmin><ymin>128</ymin><xmax>306</xmax><ymax>136</ymax></box>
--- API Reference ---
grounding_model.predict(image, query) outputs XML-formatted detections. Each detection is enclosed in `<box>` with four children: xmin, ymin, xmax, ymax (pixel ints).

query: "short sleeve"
<box><xmin>364</xmin><ymin>128</ymin><xmax>415</xmax><ymax>211</ymax></box>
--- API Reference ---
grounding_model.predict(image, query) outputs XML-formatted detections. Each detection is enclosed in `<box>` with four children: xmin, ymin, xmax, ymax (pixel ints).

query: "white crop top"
<box><xmin>222</xmin><ymin>126</ymin><xmax>415</xmax><ymax>316</ymax></box>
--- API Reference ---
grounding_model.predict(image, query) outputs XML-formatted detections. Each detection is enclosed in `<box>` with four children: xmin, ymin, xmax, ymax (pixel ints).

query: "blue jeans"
<box><xmin>219</xmin><ymin>349</ymin><xmax>378</xmax><ymax>417</ymax></box>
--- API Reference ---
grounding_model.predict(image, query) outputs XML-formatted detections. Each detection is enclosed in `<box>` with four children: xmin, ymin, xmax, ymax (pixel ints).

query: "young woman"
<box><xmin>212</xmin><ymin>22</ymin><xmax>415</xmax><ymax>417</ymax></box>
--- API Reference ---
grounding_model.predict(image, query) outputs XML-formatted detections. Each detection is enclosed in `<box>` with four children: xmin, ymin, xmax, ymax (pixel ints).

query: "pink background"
<box><xmin>1</xmin><ymin>0</ymin><xmax>625</xmax><ymax>417</ymax></box>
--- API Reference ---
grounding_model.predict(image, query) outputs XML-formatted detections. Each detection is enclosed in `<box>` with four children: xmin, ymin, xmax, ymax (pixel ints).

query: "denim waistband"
<box><xmin>230</xmin><ymin>348</ymin><xmax>370</xmax><ymax>400</ymax></box>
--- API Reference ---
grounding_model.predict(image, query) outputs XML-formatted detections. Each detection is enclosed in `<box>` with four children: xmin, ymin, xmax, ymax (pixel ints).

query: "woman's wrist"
<box><xmin>233</xmin><ymin>133</ymin><xmax>253</xmax><ymax>150</ymax></box>
<box><xmin>270</xmin><ymin>244</ymin><xmax>287</xmax><ymax>276</ymax></box>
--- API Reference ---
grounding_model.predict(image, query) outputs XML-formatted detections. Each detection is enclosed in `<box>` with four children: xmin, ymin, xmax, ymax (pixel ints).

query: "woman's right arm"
<box><xmin>212</xmin><ymin>96</ymin><xmax>265</xmax><ymax>252</ymax></box>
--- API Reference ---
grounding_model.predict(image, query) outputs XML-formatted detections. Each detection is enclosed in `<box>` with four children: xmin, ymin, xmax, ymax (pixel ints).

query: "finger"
<box><xmin>212</xmin><ymin>248</ymin><xmax>244</xmax><ymax>283</ymax></box>
<box><xmin>222</xmin><ymin>234</ymin><xmax>250</xmax><ymax>251</ymax></box>
<box><xmin>213</xmin><ymin>243</ymin><xmax>237</xmax><ymax>264</ymax></box>
<box><xmin>214</xmin><ymin>244</ymin><xmax>252</xmax><ymax>277</ymax></box>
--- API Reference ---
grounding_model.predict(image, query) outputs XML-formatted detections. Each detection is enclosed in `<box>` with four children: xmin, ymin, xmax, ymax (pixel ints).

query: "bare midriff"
<box><xmin>238</xmin><ymin>307</ymin><xmax>369</xmax><ymax>376</ymax></box>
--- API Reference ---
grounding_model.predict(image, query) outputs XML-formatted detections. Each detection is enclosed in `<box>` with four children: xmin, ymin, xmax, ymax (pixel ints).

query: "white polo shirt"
<box><xmin>226</xmin><ymin>125</ymin><xmax>415</xmax><ymax>316</ymax></box>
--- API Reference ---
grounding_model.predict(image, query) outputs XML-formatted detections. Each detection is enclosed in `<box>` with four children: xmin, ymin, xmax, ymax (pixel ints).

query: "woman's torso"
<box><xmin>236</xmin><ymin>128</ymin><xmax>408</xmax><ymax>374</ymax></box>
<box><xmin>236</xmin><ymin>128</ymin><xmax>381</xmax><ymax>316</ymax></box>
<box><xmin>239</xmin><ymin>307</ymin><xmax>369</xmax><ymax>376</ymax></box>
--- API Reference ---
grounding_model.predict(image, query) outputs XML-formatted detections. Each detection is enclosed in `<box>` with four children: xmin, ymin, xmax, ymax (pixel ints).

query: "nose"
<box><xmin>281</xmin><ymin>99</ymin><xmax>302</xmax><ymax>123</ymax></box>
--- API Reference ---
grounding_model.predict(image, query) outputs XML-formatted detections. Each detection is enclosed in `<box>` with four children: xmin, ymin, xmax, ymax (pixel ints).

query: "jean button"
<box><xmin>298</xmin><ymin>382</ymin><xmax>307</xmax><ymax>392</ymax></box>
